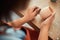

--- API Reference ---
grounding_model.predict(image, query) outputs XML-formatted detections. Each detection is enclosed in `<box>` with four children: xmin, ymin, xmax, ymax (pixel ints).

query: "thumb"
<box><xmin>44</xmin><ymin>12</ymin><xmax>55</xmax><ymax>22</ymax></box>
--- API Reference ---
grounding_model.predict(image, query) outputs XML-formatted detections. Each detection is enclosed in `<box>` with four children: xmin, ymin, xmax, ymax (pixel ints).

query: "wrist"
<box><xmin>22</xmin><ymin>16</ymin><xmax>29</xmax><ymax>22</ymax></box>
<box><xmin>21</xmin><ymin>17</ymin><xmax>28</xmax><ymax>23</ymax></box>
<box><xmin>40</xmin><ymin>26</ymin><xmax>50</xmax><ymax>31</ymax></box>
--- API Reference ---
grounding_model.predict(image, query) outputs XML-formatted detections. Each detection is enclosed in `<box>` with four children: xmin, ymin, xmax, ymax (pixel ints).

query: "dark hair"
<box><xmin>0</xmin><ymin>0</ymin><xmax>29</xmax><ymax>22</ymax></box>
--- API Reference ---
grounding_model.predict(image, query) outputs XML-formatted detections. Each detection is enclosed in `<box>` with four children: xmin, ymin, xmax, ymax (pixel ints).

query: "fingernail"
<box><xmin>33</xmin><ymin>7</ymin><xmax>38</xmax><ymax>12</ymax></box>
<box><xmin>52</xmin><ymin>12</ymin><xmax>56</xmax><ymax>16</ymax></box>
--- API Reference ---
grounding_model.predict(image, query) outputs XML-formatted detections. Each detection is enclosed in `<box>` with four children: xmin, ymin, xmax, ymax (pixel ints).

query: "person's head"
<box><xmin>0</xmin><ymin>0</ymin><xmax>30</xmax><ymax>21</ymax></box>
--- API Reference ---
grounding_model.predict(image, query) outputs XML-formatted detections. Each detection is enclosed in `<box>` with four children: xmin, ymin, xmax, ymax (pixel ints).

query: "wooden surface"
<box><xmin>14</xmin><ymin>0</ymin><xmax>60</xmax><ymax>40</ymax></box>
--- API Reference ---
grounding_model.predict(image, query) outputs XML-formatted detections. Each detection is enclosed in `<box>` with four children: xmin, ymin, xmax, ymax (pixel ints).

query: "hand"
<box><xmin>40</xmin><ymin>12</ymin><xmax>55</xmax><ymax>30</ymax></box>
<box><xmin>23</xmin><ymin>6</ymin><xmax>41</xmax><ymax>22</ymax></box>
<box><xmin>6</xmin><ymin>7</ymin><xmax>40</xmax><ymax>28</ymax></box>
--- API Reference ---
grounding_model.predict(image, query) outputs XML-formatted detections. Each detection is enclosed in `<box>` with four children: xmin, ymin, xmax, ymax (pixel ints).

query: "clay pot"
<box><xmin>40</xmin><ymin>6</ymin><xmax>54</xmax><ymax>19</ymax></box>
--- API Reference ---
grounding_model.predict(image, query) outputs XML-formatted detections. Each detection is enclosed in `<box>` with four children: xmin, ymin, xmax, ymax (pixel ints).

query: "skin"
<box><xmin>5</xmin><ymin>7</ymin><xmax>55</xmax><ymax>40</ymax></box>
<box><xmin>7</xmin><ymin>7</ymin><xmax>40</xmax><ymax>28</ymax></box>
<box><xmin>38</xmin><ymin>12</ymin><xmax>55</xmax><ymax>40</ymax></box>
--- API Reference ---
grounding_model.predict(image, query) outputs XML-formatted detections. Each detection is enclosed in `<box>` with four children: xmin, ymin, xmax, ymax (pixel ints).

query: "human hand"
<box><xmin>23</xmin><ymin>6</ymin><xmax>41</xmax><ymax>22</ymax></box>
<box><xmin>40</xmin><ymin>12</ymin><xmax>55</xmax><ymax>30</ymax></box>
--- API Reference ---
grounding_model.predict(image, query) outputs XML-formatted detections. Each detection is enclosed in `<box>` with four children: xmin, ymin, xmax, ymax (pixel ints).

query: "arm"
<box><xmin>7</xmin><ymin>7</ymin><xmax>40</xmax><ymax>28</ymax></box>
<box><xmin>38</xmin><ymin>12</ymin><xmax>55</xmax><ymax>40</ymax></box>
<box><xmin>38</xmin><ymin>26</ymin><xmax>49</xmax><ymax>40</ymax></box>
<box><xmin>7</xmin><ymin>17</ymin><xmax>28</xmax><ymax>28</ymax></box>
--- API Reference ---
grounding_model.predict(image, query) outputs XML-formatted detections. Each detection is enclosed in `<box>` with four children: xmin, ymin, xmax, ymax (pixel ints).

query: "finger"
<box><xmin>33</xmin><ymin>7</ymin><xmax>39</xmax><ymax>12</ymax></box>
<box><xmin>50</xmin><ymin>12</ymin><xmax>56</xmax><ymax>21</ymax></box>
<box><xmin>28</xmin><ymin>6</ymin><xmax>38</xmax><ymax>12</ymax></box>
<box><xmin>33</xmin><ymin>8</ymin><xmax>41</xmax><ymax>16</ymax></box>
<box><xmin>48</xmin><ymin>12</ymin><xmax>55</xmax><ymax>19</ymax></box>
<box><xmin>44</xmin><ymin>12</ymin><xmax>55</xmax><ymax>22</ymax></box>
